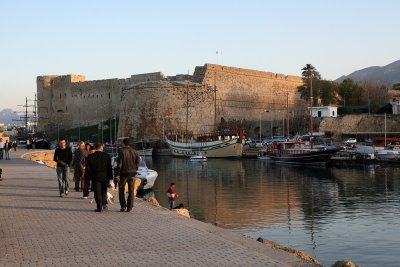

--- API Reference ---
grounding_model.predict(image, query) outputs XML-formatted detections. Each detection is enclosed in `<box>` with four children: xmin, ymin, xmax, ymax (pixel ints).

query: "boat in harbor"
<box><xmin>166</xmin><ymin>135</ymin><xmax>243</xmax><ymax>158</ymax></box>
<box><xmin>265</xmin><ymin>142</ymin><xmax>339</xmax><ymax>165</ymax></box>
<box><xmin>375</xmin><ymin>145</ymin><xmax>400</xmax><ymax>160</ymax></box>
<box><xmin>136</xmin><ymin>160</ymin><xmax>158</xmax><ymax>190</ymax></box>
<box><xmin>190</xmin><ymin>154</ymin><xmax>207</xmax><ymax>162</ymax></box>
<box><xmin>137</xmin><ymin>148</ymin><xmax>153</xmax><ymax>157</ymax></box>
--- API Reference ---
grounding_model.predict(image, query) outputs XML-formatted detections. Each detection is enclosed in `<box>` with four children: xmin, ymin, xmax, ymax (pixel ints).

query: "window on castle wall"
<box><xmin>109</xmin><ymin>92</ymin><xmax>111</xmax><ymax>99</ymax></box>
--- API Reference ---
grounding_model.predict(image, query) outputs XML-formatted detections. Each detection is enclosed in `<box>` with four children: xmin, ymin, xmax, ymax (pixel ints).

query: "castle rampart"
<box><xmin>37</xmin><ymin>64</ymin><xmax>304</xmax><ymax>140</ymax></box>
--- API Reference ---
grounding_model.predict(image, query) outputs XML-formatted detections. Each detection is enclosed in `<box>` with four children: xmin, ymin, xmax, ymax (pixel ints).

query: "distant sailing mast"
<box><xmin>309</xmin><ymin>79</ymin><xmax>314</xmax><ymax>148</ymax></box>
<box><xmin>214</xmin><ymin>72</ymin><xmax>217</xmax><ymax>132</ymax></box>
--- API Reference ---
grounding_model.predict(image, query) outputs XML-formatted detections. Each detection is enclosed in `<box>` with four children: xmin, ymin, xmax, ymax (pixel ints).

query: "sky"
<box><xmin>1</xmin><ymin>0</ymin><xmax>399</xmax><ymax>110</ymax></box>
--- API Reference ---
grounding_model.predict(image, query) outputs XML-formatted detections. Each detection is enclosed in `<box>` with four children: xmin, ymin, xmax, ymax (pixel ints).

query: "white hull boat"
<box><xmin>138</xmin><ymin>148</ymin><xmax>153</xmax><ymax>157</ymax></box>
<box><xmin>190</xmin><ymin>155</ymin><xmax>207</xmax><ymax>162</ymax></box>
<box><xmin>375</xmin><ymin>145</ymin><xmax>400</xmax><ymax>160</ymax></box>
<box><xmin>136</xmin><ymin>165</ymin><xmax>158</xmax><ymax>190</ymax></box>
<box><xmin>166</xmin><ymin>136</ymin><xmax>243</xmax><ymax>158</ymax></box>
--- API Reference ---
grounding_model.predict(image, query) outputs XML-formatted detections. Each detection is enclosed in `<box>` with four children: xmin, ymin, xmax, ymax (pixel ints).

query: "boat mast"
<box><xmin>186</xmin><ymin>79</ymin><xmax>189</xmax><ymax>141</ymax></box>
<box><xmin>310</xmin><ymin>78</ymin><xmax>314</xmax><ymax>149</ymax></box>
<box><xmin>384</xmin><ymin>112</ymin><xmax>387</xmax><ymax>146</ymax></box>
<box><xmin>286</xmin><ymin>92</ymin><xmax>290</xmax><ymax>140</ymax></box>
<box><xmin>214</xmin><ymin>72</ymin><xmax>217</xmax><ymax>132</ymax></box>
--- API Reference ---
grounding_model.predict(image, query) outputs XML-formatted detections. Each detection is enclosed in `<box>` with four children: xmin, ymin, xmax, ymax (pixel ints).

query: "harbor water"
<box><xmin>146</xmin><ymin>157</ymin><xmax>400</xmax><ymax>267</ymax></box>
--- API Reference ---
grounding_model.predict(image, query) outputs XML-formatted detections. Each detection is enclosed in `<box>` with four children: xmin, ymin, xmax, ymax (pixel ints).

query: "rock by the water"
<box><xmin>330</xmin><ymin>260</ymin><xmax>359</xmax><ymax>267</ymax></box>
<box><xmin>174</xmin><ymin>208</ymin><xmax>190</xmax><ymax>218</ymax></box>
<box><xmin>257</xmin><ymin>237</ymin><xmax>321</xmax><ymax>265</ymax></box>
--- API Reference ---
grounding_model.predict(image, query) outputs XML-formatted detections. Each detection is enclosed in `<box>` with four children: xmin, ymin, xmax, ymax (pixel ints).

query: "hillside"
<box><xmin>336</xmin><ymin>59</ymin><xmax>400</xmax><ymax>86</ymax></box>
<box><xmin>0</xmin><ymin>109</ymin><xmax>20</xmax><ymax>125</ymax></box>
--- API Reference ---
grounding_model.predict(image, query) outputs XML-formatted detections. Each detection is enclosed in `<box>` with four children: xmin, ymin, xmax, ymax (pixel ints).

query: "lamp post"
<box><xmin>162</xmin><ymin>115</ymin><xmax>170</xmax><ymax>140</ymax></box>
<box><xmin>259</xmin><ymin>109</ymin><xmax>267</xmax><ymax>143</ymax></box>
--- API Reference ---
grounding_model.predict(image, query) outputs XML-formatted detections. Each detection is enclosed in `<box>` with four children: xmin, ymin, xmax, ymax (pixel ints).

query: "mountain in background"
<box><xmin>336</xmin><ymin>59</ymin><xmax>400</xmax><ymax>86</ymax></box>
<box><xmin>0</xmin><ymin>109</ymin><xmax>20</xmax><ymax>125</ymax></box>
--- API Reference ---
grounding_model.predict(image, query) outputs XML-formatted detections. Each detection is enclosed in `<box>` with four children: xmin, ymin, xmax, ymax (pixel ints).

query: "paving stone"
<box><xmin>0</xmin><ymin>149</ymin><xmax>318</xmax><ymax>266</ymax></box>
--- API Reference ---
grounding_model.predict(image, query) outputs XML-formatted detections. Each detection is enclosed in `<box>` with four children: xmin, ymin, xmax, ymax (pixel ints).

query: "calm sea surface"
<box><xmin>143</xmin><ymin>157</ymin><xmax>400</xmax><ymax>267</ymax></box>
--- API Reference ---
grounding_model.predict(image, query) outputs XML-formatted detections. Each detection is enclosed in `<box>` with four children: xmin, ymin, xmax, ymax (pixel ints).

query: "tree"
<box><xmin>298</xmin><ymin>64</ymin><xmax>337</xmax><ymax>106</ymax></box>
<box><xmin>317</xmin><ymin>80</ymin><xmax>338</xmax><ymax>106</ymax></box>
<box><xmin>361</xmin><ymin>81</ymin><xmax>389</xmax><ymax>113</ymax></box>
<box><xmin>338</xmin><ymin>78</ymin><xmax>363</xmax><ymax>106</ymax></box>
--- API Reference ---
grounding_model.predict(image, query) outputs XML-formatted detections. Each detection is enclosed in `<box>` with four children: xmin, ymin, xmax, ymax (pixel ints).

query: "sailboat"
<box><xmin>266</xmin><ymin>80</ymin><xmax>339</xmax><ymax>165</ymax></box>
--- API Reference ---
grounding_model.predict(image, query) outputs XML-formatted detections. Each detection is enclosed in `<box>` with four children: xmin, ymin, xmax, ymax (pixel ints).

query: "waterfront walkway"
<box><xmin>0</xmin><ymin>149</ymin><xmax>318</xmax><ymax>266</ymax></box>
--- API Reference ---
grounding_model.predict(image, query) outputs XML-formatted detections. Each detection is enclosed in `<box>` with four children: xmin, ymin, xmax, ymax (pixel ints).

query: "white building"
<box><xmin>311</xmin><ymin>106</ymin><xmax>338</xmax><ymax>118</ymax></box>
<box><xmin>391</xmin><ymin>99</ymin><xmax>400</xmax><ymax>115</ymax></box>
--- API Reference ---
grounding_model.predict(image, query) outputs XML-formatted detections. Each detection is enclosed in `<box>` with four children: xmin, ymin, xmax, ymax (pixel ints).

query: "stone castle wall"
<box><xmin>37</xmin><ymin>64</ymin><xmax>304</xmax><ymax>140</ymax></box>
<box><xmin>119</xmin><ymin>64</ymin><xmax>304</xmax><ymax>140</ymax></box>
<box><xmin>37</xmin><ymin>72</ymin><xmax>164</xmax><ymax>133</ymax></box>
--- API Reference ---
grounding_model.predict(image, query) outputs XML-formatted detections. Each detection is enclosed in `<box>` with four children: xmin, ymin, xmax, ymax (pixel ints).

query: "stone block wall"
<box><xmin>38</xmin><ymin>64</ymin><xmax>304</xmax><ymax>140</ymax></box>
<box><xmin>119</xmin><ymin>64</ymin><xmax>304</xmax><ymax>140</ymax></box>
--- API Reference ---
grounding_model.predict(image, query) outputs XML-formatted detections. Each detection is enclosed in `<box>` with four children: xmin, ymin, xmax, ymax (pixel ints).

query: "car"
<box><xmin>344</xmin><ymin>138</ymin><xmax>357</xmax><ymax>144</ymax></box>
<box><xmin>248</xmin><ymin>140</ymin><xmax>264</xmax><ymax>148</ymax></box>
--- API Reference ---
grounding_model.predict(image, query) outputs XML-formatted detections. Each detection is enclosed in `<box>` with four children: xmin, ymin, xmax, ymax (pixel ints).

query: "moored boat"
<box><xmin>137</xmin><ymin>148</ymin><xmax>153</xmax><ymax>157</ymax></box>
<box><xmin>190</xmin><ymin>155</ymin><xmax>207</xmax><ymax>161</ymax></box>
<box><xmin>375</xmin><ymin>145</ymin><xmax>400</xmax><ymax>160</ymax></box>
<box><xmin>166</xmin><ymin>135</ymin><xmax>243</xmax><ymax>158</ymax></box>
<box><xmin>266</xmin><ymin>142</ymin><xmax>339</xmax><ymax>165</ymax></box>
<box><xmin>136</xmin><ymin>160</ymin><xmax>158</xmax><ymax>190</ymax></box>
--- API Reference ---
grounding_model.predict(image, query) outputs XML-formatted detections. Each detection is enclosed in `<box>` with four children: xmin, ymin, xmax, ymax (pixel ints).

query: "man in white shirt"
<box><xmin>0</xmin><ymin>138</ymin><xmax>4</xmax><ymax>160</ymax></box>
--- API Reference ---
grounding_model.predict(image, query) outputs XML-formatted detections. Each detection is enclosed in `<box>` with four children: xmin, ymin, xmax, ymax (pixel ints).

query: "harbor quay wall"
<box><xmin>119</xmin><ymin>64</ymin><xmax>304</xmax><ymax>140</ymax></box>
<box><xmin>37</xmin><ymin>64</ymin><xmax>304</xmax><ymax>140</ymax></box>
<box><xmin>319</xmin><ymin>114</ymin><xmax>400</xmax><ymax>140</ymax></box>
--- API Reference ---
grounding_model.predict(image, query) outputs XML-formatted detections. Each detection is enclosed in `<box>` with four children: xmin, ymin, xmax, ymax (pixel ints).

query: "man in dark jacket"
<box><xmin>115</xmin><ymin>138</ymin><xmax>140</xmax><ymax>212</ymax></box>
<box><xmin>73</xmin><ymin>141</ymin><xmax>88</xmax><ymax>192</ymax></box>
<box><xmin>53</xmin><ymin>138</ymin><xmax>73</xmax><ymax>197</ymax></box>
<box><xmin>85</xmin><ymin>143</ymin><xmax>112</xmax><ymax>212</ymax></box>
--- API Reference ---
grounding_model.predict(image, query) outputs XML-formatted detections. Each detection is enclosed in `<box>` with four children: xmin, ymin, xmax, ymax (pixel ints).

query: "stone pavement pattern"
<box><xmin>0</xmin><ymin>150</ymin><xmax>318</xmax><ymax>266</ymax></box>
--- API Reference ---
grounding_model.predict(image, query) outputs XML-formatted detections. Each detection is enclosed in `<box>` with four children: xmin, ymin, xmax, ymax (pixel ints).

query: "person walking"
<box><xmin>167</xmin><ymin>182</ymin><xmax>178</xmax><ymax>209</ymax></box>
<box><xmin>53</xmin><ymin>138</ymin><xmax>73</xmax><ymax>197</ymax></box>
<box><xmin>115</xmin><ymin>138</ymin><xmax>140</xmax><ymax>212</ymax></box>
<box><xmin>12</xmin><ymin>141</ymin><xmax>17</xmax><ymax>151</ymax></box>
<box><xmin>73</xmin><ymin>141</ymin><xmax>87</xmax><ymax>192</ymax></box>
<box><xmin>85</xmin><ymin>143</ymin><xmax>113</xmax><ymax>212</ymax></box>
<box><xmin>0</xmin><ymin>138</ymin><xmax>4</xmax><ymax>160</ymax></box>
<box><xmin>82</xmin><ymin>144</ymin><xmax>94</xmax><ymax>199</ymax></box>
<box><xmin>5</xmin><ymin>140</ymin><xmax>11</xmax><ymax>160</ymax></box>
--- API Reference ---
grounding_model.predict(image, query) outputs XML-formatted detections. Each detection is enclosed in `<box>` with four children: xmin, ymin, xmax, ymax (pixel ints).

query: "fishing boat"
<box><xmin>266</xmin><ymin>142</ymin><xmax>339</xmax><ymax>164</ymax></box>
<box><xmin>166</xmin><ymin>135</ymin><xmax>243</xmax><ymax>158</ymax></box>
<box><xmin>264</xmin><ymin>76</ymin><xmax>339</xmax><ymax>165</ymax></box>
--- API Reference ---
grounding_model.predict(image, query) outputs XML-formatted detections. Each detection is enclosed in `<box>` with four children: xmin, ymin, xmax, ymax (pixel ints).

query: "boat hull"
<box><xmin>166</xmin><ymin>138</ymin><xmax>243</xmax><ymax>158</ymax></box>
<box><xmin>138</xmin><ymin>148</ymin><xmax>153</xmax><ymax>157</ymax></box>
<box><xmin>136</xmin><ymin>167</ymin><xmax>158</xmax><ymax>190</ymax></box>
<box><xmin>267</xmin><ymin>149</ymin><xmax>339</xmax><ymax>165</ymax></box>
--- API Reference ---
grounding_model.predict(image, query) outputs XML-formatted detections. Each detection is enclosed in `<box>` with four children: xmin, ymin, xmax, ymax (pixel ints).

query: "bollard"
<box><xmin>0</xmin><ymin>168</ymin><xmax>2</xmax><ymax>181</ymax></box>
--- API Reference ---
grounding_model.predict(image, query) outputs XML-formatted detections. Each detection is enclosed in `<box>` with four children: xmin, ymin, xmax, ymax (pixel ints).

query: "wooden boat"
<box><xmin>166</xmin><ymin>135</ymin><xmax>243</xmax><ymax>158</ymax></box>
<box><xmin>266</xmin><ymin>142</ymin><xmax>339</xmax><ymax>165</ymax></box>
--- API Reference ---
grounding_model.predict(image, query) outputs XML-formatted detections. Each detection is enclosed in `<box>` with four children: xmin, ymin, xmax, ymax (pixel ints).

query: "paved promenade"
<box><xmin>0</xmin><ymin>149</ymin><xmax>318</xmax><ymax>267</ymax></box>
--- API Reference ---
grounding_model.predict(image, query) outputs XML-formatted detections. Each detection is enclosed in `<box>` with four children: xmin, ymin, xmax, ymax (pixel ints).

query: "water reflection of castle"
<box><xmin>152</xmin><ymin>158</ymin><xmax>400</xmax><ymax>232</ymax></box>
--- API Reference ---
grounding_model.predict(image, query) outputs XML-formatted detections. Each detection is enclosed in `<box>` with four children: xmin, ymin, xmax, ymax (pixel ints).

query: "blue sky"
<box><xmin>1</xmin><ymin>0</ymin><xmax>399</xmax><ymax>110</ymax></box>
